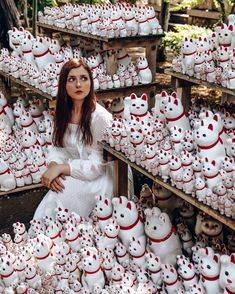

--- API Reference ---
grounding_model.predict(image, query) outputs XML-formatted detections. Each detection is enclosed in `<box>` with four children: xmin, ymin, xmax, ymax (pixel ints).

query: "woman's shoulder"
<box><xmin>91</xmin><ymin>103</ymin><xmax>112</xmax><ymax>139</ymax></box>
<box><xmin>92</xmin><ymin>103</ymin><xmax>113</xmax><ymax>123</ymax></box>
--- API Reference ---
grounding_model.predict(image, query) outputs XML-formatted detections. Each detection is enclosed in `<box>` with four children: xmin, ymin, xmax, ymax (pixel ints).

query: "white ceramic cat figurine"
<box><xmin>81</xmin><ymin>250</ymin><xmax>105</xmax><ymax>291</ymax></box>
<box><xmin>129</xmin><ymin>92</ymin><xmax>149</xmax><ymax>124</ymax></box>
<box><xmin>0</xmin><ymin>159</ymin><xmax>16</xmax><ymax>191</ymax></box>
<box><xmin>182</xmin><ymin>37</ymin><xmax>197</xmax><ymax>75</ymax></box>
<box><xmin>94</xmin><ymin>195</ymin><xmax>113</xmax><ymax>233</ymax></box>
<box><xmin>144</xmin><ymin>207</ymin><xmax>182</xmax><ymax>265</ymax></box>
<box><xmin>112</xmin><ymin>196</ymin><xmax>146</xmax><ymax>248</ymax></box>
<box><xmin>32</xmin><ymin>36</ymin><xmax>55</xmax><ymax>71</ymax></box>
<box><xmin>137</xmin><ymin>57</ymin><xmax>152</xmax><ymax>84</ymax></box>
<box><xmin>164</xmin><ymin>93</ymin><xmax>191</xmax><ymax>132</ymax></box>
<box><xmin>161</xmin><ymin>264</ymin><xmax>183</xmax><ymax>294</ymax></box>
<box><xmin>198</xmin><ymin>247</ymin><xmax>222</xmax><ymax>294</ymax></box>
<box><xmin>220</xmin><ymin>253</ymin><xmax>235</xmax><ymax>294</ymax></box>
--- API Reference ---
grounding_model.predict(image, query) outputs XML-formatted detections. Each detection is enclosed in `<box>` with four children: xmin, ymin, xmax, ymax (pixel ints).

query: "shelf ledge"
<box><xmin>98</xmin><ymin>141</ymin><xmax>235</xmax><ymax>231</ymax></box>
<box><xmin>0</xmin><ymin>183</ymin><xmax>45</xmax><ymax>198</ymax></box>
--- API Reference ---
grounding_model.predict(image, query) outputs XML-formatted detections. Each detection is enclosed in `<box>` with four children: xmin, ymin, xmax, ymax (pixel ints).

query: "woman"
<box><xmin>34</xmin><ymin>58</ymin><xmax>113</xmax><ymax>219</ymax></box>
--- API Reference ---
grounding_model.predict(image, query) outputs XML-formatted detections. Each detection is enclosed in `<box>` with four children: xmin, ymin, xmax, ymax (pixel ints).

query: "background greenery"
<box><xmin>161</xmin><ymin>24</ymin><xmax>212</xmax><ymax>54</ymax></box>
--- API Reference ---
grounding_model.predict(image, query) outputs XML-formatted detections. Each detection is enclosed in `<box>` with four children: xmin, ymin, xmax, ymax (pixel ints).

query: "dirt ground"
<box><xmin>156</xmin><ymin>60</ymin><xmax>222</xmax><ymax>102</ymax></box>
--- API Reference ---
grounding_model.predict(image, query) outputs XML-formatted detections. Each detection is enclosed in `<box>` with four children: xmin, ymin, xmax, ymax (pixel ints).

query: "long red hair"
<box><xmin>53</xmin><ymin>58</ymin><xmax>96</xmax><ymax>147</ymax></box>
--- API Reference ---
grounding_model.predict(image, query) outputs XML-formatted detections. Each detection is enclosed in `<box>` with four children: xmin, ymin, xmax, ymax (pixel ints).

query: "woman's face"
<box><xmin>66</xmin><ymin>66</ymin><xmax>91</xmax><ymax>102</ymax></box>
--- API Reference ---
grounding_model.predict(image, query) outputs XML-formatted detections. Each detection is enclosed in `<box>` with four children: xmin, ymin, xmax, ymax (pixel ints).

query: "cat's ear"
<box><xmin>141</xmin><ymin>93</ymin><xmax>148</xmax><ymax>101</ymax></box>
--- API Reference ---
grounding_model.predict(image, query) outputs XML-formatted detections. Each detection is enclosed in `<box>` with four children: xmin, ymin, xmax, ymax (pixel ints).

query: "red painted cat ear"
<box><xmin>130</xmin><ymin>93</ymin><xmax>137</xmax><ymax>100</ymax></box>
<box><xmin>213</xmin><ymin>255</ymin><xmax>219</xmax><ymax>263</ymax></box>
<box><xmin>171</xmin><ymin>92</ymin><xmax>177</xmax><ymax>99</ymax></box>
<box><xmin>126</xmin><ymin>202</ymin><xmax>132</xmax><ymax>210</ymax></box>
<box><xmin>208</xmin><ymin>124</ymin><xmax>213</xmax><ymax>131</ymax></box>
<box><xmin>161</xmin><ymin>91</ymin><xmax>167</xmax><ymax>97</ymax></box>
<box><xmin>231</xmin><ymin>254</ymin><xmax>235</xmax><ymax>264</ymax></box>
<box><xmin>141</xmin><ymin>93</ymin><xmax>148</xmax><ymax>101</ymax></box>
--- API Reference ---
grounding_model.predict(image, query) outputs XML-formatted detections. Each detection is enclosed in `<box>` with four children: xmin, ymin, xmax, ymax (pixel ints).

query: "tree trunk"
<box><xmin>160</xmin><ymin>0</ymin><xmax>170</xmax><ymax>32</ymax></box>
<box><xmin>23</xmin><ymin>0</ymin><xmax>29</xmax><ymax>28</ymax></box>
<box><xmin>216</xmin><ymin>0</ymin><xmax>226</xmax><ymax>23</ymax></box>
<box><xmin>157</xmin><ymin>0</ymin><xmax>170</xmax><ymax>63</ymax></box>
<box><xmin>230</xmin><ymin>4</ymin><xmax>235</xmax><ymax>15</ymax></box>
<box><xmin>0</xmin><ymin>0</ymin><xmax>20</xmax><ymax>49</ymax></box>
<box><xmin>32</xmin><ymin>0</ymin><xmax>38</xmax><ymax>36</ymax></box>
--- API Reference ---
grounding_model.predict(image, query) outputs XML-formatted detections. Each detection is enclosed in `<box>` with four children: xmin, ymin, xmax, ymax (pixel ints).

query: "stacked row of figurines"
<box><xmin>172</xmin><ymin>14</ymin><xmax>235</xmax><ymax>89</ymax></box>
<box><xmin>0</xmin><ymin>27</ymin><xmax>152</xmax><ymax>98</ymax></box>
<box><xmin>139</xmin><ymin>183</ymin><xmax>233</xmax><ymax>256</ymax></box>
<box><xmin>0</xmin><ymin>195</ymin><xmax>234</xmax><ymax>293</ymax></box>
<box><xmin>38</xmin><ymin>3</ymin><xmax>163</xmax><ymax>37</ymax></box>
<box><xmin>0</xmin><ymin>92</ymin><xmax>53</xmax><ymax>191</ymax></box>
<box><xmin>103</xmin><ymin>91</ymin><xmax>235</xmax><ymax>219</ymax></box>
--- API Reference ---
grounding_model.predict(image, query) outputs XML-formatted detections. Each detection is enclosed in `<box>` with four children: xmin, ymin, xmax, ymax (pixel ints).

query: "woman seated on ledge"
<box><xmin>34</xmin><ymin>58</ymin><xmax>113</xmax><ymax>219</ymax></box>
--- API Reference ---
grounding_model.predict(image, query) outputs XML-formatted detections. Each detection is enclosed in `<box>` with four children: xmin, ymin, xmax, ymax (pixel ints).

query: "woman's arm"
<box><xmin>68</xmin><ymin>150</ymin><xmax>104</xmax><ymax>181</ymax></box>
<box><xmin>46</xmin><ymin>146</ymin><xmax>69</xmax><ymax>166</ymax></box>
<box><xmin>41</xmin><ymin>163</ymin><xmax>70</xmax><ymax>192</ymax></box>
<box><xmin>43</xmin><ymin>147</ymin><xmax>70</xmax><ymax>192</ymax></box>
<box><xmin>42</xmin><ymin>105</ymin><xmax>112</xmax><ymax>186</ymax></box>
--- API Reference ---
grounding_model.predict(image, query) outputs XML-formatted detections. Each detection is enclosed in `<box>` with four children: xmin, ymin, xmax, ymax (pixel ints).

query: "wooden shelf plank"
<box><xmin>97</xmin><ymin>82</ymin><xmax>157</xmax><ymax>94</ymax></box>
<box><xmin>0</xmin><ymin>183</ymin><xmax>44</xmax><ymax>198</ymax></box>
<box><xmin>165</xmin><ymin>68</ymin><xmax>235</xmax><ymax>98</ymax></box>
<box><xmin>186</xmin><ymin>9</ymin><xmax>221</xmax><ymax>20</ymax></box>
<box><xmin>0</xmin><ymin>70</ymin><xmax>156</xmax><ymax>101</ymax></box>
<box><xmin>0</xmin><ymin>70</ymin><xmax>53</xmax><ymax>101</ymax></box>
<box><xmin>98</xmin><ymin>141</ymin><xmax>235</xmax><ymax>231</ymax></box>
<box><xmin>36</xmin><ymin>22</ymin><xmax>164</xmax><ymax>44</ymax></box>
<box><xmin>96</xmin><ymin>82</ymin><xmax>157</xmax><ymax>100</ymax></box>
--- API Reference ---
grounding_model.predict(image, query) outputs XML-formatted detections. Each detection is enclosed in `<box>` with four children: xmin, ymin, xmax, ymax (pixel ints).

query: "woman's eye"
<box><xmin>81</xmin><ymin>76</ymin><xmax>88</xmax><ymax>81</ymax></box>
<box><xmin>67</xmin><ymin>77</ymin><xmax>75</xmax><ymax>82</ymax></box>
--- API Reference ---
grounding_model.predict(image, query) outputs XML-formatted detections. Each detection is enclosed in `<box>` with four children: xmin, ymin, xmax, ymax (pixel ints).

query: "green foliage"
<box><xmin>161</xmin><ymin>24</ymin><xmax>212</xmax><ymax>55</ymax></box>
<box><xmin>15</xmin><ymin>0</ymin><xmax>57</xmax><ymax>12</ymax></box>
<box><xmin>74</xmin><ymin>0</ymin><xmax>91</xmax><ymax>4</ymax></box>
<box><xmin>170</xmin><ymin>0</ymin><xmax>204</xmax><ymax>12</ymax></box>
<box><xmin>37</xmin><ymin>0</ymin><xmax>57</xmax><ymax>12</ymax></box>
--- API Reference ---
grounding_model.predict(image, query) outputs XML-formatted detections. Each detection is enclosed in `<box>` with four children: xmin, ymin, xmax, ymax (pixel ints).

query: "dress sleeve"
<box><xmin>46</xmin><ymin>146</ymin><xmax>69</xmax><ymax>165</ymax></box>
<box><xmin>68</xmin><ymin>106</ymin><xmax>113</xmax><ymax>181</ymax></box>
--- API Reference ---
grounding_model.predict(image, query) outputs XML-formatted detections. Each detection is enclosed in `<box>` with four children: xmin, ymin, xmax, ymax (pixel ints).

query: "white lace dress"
<box><xmin>33</xmin><ymin>104</ymin><xmax>113</xmax><ymax>219</ymax></box>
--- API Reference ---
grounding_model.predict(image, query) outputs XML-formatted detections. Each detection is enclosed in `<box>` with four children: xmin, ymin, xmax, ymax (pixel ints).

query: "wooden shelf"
<box><xmin>0</xmin><ymin>70</ymin><xmax>157</xmax><ymax>101</ymax></box>
<box><xmin>165</xmin><ymin>68</ymin><xmax>235</xmax><ymax>97</ymax></box>
<box><xmin>96</xmin><ymin>82</ymin><xmax>157</xmax><ymax>100</ymax></box>
<box><xmin>36</xmin><ymin>22</ymin><xmax>164</xmax><ymax>45</ymax></box>
<box><xmin>187</xmin><ymin>9</ymin><xmax>221</xmax><ymax>20</ymax></box>
<box><xmin>0</xmin><ymin>70</ymin><xmax>53</xmax><ymax>101</ymax></box>
<box><xmin>99</xmin><ymin>141</ymin><xmax>235</xmax><ymax>231</ymax></box>
<box><xmin>0</xmin><ymin>183</ymin><xmax>44</xmax><ymax>198</ymax></box>
<box><xmin>36</xmin><ymin>22</ymin><xmax>163</xmax><ymax>78</ymax></box>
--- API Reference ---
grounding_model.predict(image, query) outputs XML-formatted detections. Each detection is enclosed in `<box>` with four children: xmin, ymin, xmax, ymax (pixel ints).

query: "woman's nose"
<box><xmin>76</xmin><ymin>80</ymin><xmax>81</xmax><ymax>87</ymax></box>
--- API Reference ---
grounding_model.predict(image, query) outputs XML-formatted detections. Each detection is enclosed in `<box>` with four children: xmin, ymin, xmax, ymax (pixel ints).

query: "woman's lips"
<box><xmin>75</xmin><ymin>91</ymin><xmax>83</xmax><ymax>94</ymax></box>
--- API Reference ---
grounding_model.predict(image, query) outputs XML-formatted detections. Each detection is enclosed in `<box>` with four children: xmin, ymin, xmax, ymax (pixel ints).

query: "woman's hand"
<box><xmin>41</xmin><ymin>163</ymin><xmax>70</xmax><ymax>192</ymax></box>
<box><xmin>50</xmin><ymin>175</ymin><xmax>65</xmax><ymax>193</ymax></box>
<box><xmin>41</xmin><ymin>165</ymin><xmax>62</xmax><ymax>188</ymax></box>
